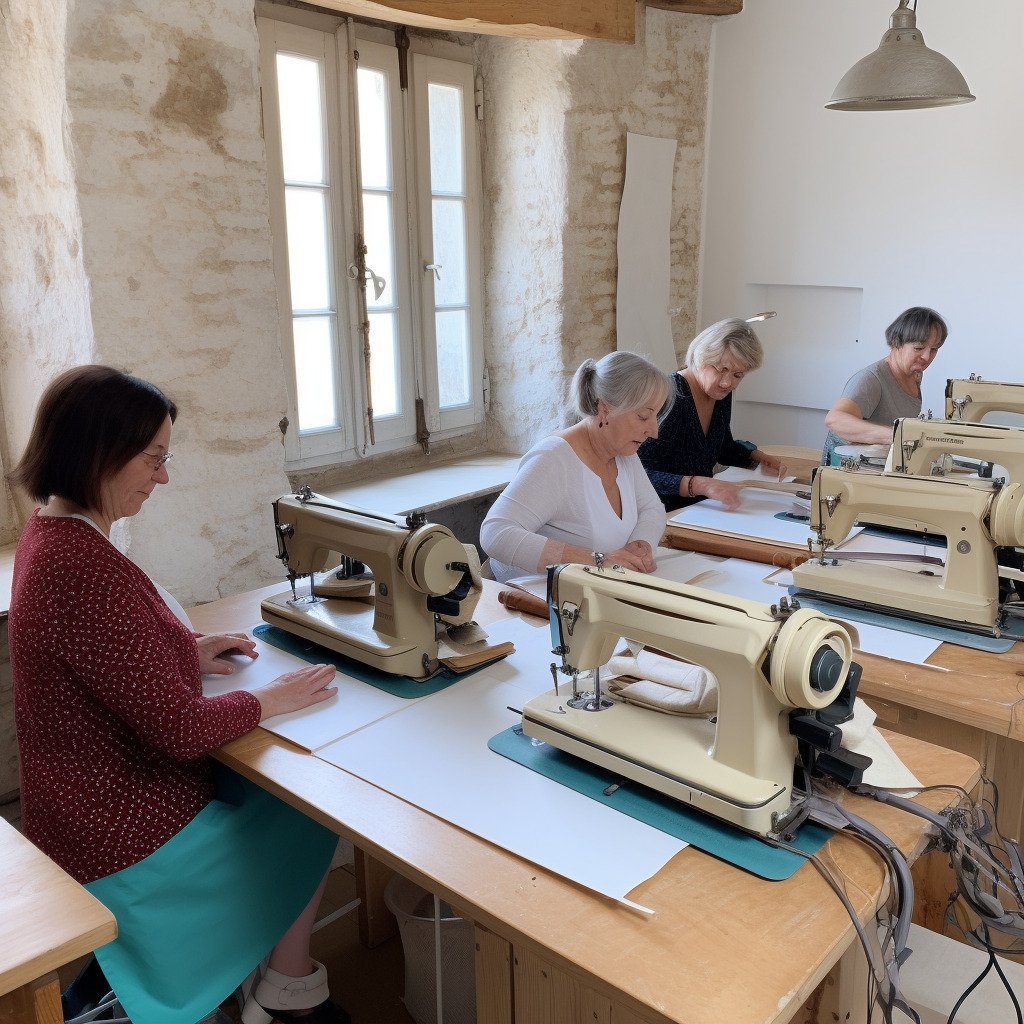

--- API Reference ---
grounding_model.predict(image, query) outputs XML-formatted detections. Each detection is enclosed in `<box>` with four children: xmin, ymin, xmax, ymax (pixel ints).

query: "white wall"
<box><xmin>701</xmin><ymin>0</ymin><xmax>1024</xmax><ymax>450</ymax></box>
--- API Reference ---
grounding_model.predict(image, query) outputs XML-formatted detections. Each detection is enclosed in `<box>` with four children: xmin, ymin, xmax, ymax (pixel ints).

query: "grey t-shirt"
<box><xmin>821</xmin><ymin>358</ymin><xmax>921</xmax><ymax>463</ymax></box>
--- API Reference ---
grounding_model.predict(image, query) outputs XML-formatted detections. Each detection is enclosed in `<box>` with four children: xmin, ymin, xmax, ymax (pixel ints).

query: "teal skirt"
<box><xmin>85</xmin><ymin>766</ymin><xmax>337</xmax><ymax>1024</ymax></box>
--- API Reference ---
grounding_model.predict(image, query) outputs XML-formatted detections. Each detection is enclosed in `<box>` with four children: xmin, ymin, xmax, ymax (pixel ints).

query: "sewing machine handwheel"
<box><xmin>990</xmin><ymin>483</ymin><xmax>1024</xmax><ymax>548</ymax></box>
<box><xmin>403</xmin><ymin>527</ymin><xmax>467</xmax><ymax>595</ymax></box>
<box><xmin>770</xmin><ymin>610</ymin><xmax>853</xmax><ymax>711</ymax></box>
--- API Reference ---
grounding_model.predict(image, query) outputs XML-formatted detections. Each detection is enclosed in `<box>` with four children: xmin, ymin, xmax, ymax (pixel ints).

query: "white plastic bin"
<box><xmin>898</xmin><ymin>924</ymin><xmax>1024</xmax><ymax>1023</ymax></box>
<box><xmin>384</xmin><ymin>873</ymin><xmax>476</xmax><ymax>1024</ymax></box>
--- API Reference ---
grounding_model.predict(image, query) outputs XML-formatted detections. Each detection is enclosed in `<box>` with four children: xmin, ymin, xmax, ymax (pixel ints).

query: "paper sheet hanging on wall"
<box><xmin>616</xmin><ymin>132</ymin><xmax>678</xmax><ymax>373</ymax></box>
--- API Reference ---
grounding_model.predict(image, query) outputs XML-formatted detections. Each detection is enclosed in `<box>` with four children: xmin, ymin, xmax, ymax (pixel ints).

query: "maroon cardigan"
<box><xmin>9</xmin><ymin>513</ymin><xmax>261</xmax><ymax>883</ymax></box>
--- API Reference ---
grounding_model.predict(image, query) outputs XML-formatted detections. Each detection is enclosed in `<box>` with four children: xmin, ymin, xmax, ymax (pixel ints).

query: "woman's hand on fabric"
<box><xmin>698</xmin><ymin>479</ymin><xmax>744</xmax><ymax>511</ymax></box>
<box><xmin>252</xmin><ymin>664</ymin><xmax>338</xmax><ymax>721</ymax></box>
<box><xmin>605</xmin><ymin>545</ymin><xmax>656</xmax><ymax>573</ymax></box>
<box><xmin>622</xmin><ymin>540</ymin><xmax>657</xmax><ymax>573</ymax></box>
<box><xmin>196</xmin><ymin>632</ymin><xmax>258</xmax><ymax>675</ymax></box>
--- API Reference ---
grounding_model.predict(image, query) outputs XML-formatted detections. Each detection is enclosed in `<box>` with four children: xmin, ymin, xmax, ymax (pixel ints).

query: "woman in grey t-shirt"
<box><xmin>821</xmin><ymin>306</ymin><xmax>948</xmax><ymax>464</ymax></box>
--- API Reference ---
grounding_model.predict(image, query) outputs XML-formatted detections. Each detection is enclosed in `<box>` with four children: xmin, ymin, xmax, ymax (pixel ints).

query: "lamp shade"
<box><xmin>827</xmin><ymin>1</ymin><xmax>975</xmax><ymax>111</ymax></box>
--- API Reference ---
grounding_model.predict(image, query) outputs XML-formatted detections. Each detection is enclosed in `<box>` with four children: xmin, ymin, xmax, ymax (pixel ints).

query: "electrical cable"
<box><xmin>944</xmin><ymin>948</ymin><xmax>995</xmax><ymax>1024</ymax></box>
<box><xmin>767</xmin><ymin>822</ymin><xmax>918</xmax><ymax>1024</ymax></box>
<box><xmin>858</xmin><ymin>782</ymin><xmax>1024</xmax><ymax>1020</ymax></box>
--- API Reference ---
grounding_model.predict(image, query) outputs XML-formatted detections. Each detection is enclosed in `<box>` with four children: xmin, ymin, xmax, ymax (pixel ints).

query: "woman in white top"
<box><xmin>481</xmin><ymin>352</ymin><xmax>674</xmax><ymax>583</ymax></box>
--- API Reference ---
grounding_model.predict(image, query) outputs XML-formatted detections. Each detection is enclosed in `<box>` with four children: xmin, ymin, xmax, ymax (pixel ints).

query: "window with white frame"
<box><xmin>257</xmin><ymin>15</ymin><xmax>484</xmax><ymax>468</ymax></box>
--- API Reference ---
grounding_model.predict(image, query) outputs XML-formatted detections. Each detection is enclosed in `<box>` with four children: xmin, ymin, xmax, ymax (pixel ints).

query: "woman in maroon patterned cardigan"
<box><xmin>9</xmin><ymin>365</ymin><xmax>348</xmax><ymax>1024</ymax></box>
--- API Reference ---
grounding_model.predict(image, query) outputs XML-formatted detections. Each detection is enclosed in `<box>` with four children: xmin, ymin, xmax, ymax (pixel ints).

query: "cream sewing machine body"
<box><xmin>792</xmin><ymin>467</ymin><xmax>1024</xmax><ymax>633</ymax></box>
<box><xmin>261</xmin><ymin>488</ymin><xmax>471</xmax><ymax>678</ymax></box>
<box><xmin>946</xmin><ymin>375</ymin><xmax>1024</xmax><ymax>423</ymax></box>
<box><xmin>522</xmin><ymin>564</ymin><xmax>862</xmax><ymax>838</ymax></box>
<box><xmin>886</xmin><ymin>416</ymin><xmax>1024</xmax><ymax>483</ymax></box>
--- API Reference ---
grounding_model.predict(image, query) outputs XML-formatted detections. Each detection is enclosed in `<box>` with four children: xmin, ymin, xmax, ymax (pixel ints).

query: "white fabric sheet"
<box><xmin>202</xmin><ymin>634</ymin><xmax>407</xmax><ymax>751</ymax></box>
<box><xmin>669</xmin><ymin>488</ymin><xmax>840</xmax><ymax>547</ymax></box>
<box><xmin>616</xmin><ymin>132</ymin><xmax>678</xmax><ymax>373</ymax></box>
<box><xmin>316</xmin><ymin>617</ymin><xmax>687</xmax><ymax>913</ymax></box>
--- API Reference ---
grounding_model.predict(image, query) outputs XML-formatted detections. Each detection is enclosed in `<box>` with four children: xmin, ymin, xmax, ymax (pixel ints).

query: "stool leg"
<box><xmin>354</xmin><ymin>848</ymin><xmax>397</xmax><ymax>948</ymax></box>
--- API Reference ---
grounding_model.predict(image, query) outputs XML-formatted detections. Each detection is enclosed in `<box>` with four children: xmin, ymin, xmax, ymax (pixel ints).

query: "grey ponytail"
<box><xmin>569</xmin><ymin>351</ymin><xmax>675</xmax><ymax>422</ymax></box>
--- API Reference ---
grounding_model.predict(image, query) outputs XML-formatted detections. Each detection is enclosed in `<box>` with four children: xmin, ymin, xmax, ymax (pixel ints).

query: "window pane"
<box><xmin>431</xmin><ymin>199</ymin><xmax>466</xmax><ymax>307</ymax></box>
<box><xmin>276</xmin><ymin>54</ymin><xmax>325</xmax><ymax>184</ymax></box>
<box><xmin>293</xmin><ymin>316</ymin><xmax>337</xmax><ymax>431</ymax></box>
<box><xmin>368</xmin><ymin>311</ymin><xmax>399</xmax><ymax>418</ymax></box>
<box><xmin>428</xmin><ymin>83</ymin><xmax>463</xmax><ymax>195</ymax></box>
<box><xmin>285</xmin><ymin>187</ymin><xmax>331</xmax><ymax>311</ymax></box>
<box><xmin>357</xmin><ymin>68</ymin><xmax>391</xmax><ymax>190</ymax></box>
<box><xmin>362</xmin><ymin>192</ymin><xmax>395</xmax><ymax>309</ymax></box>
<box><xmin>435</xmin><ymin>309</ymin><xmax>470</xmax><ymax>408</ymax></box>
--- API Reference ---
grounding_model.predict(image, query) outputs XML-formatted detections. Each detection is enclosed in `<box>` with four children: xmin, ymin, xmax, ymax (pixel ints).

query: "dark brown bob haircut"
<box><xmin>885</xmin><ymin>307</ymin><xmax>948</xmax><ymax>349</ymax></box>
<box><xmin>12</xmin><ymin>364</ymin><xmax>177</xmax><ymax>509</ymax></box>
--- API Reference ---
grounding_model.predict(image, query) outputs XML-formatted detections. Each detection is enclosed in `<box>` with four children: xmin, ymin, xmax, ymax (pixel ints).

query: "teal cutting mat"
<box><xmin>253</xmin><ymin>623</ymin><xmax>501</xmax><ymax>698</ymax></box>
<box><xmin>488</xmin><ymin>725</ymin><xmax>830</xmax><ymax>881</ymax></box>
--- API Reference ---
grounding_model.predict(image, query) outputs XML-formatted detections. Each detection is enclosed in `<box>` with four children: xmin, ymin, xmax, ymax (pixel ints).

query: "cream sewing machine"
<box><xmin>522</xmin><ymin>564</ymin><xmax>862</xmax><ymax>838</ymax></box>
<box><xmin>792</xmin><ymin>467</ymin><xmax>1024</xmax><ymax>634</ymax></box>
<box><xmin>261</xmin><ymin>487</ymin><xmax>473</xmax><ymax>678</ymax></box>
<box><xmin>886</xmin><ymin>416</ymin><xmax>1024</xmax><ymax>483</ymax></box>
<box><xmin>946</xmin><ymin>375</ymin><xmax>1024</xmax><ymax>422</ymax></box>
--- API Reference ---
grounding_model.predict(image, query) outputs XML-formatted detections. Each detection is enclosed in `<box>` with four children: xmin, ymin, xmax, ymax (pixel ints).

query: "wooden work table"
<box><xmin>192</xmin><ymin>582</ymin><xmax>981</xmax><ymax>1024</ymax></box>
<box><xmin>0</xmin><ymin>818</ymin><xmax>116</xmax><ymax>1024</ymax></box>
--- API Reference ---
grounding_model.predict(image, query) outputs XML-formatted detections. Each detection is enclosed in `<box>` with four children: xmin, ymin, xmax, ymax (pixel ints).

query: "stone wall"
<box><xmin>0</xmin><ymin>0</ymin><xmax>97</xmax><ymax>795</ymax></box>
<box><xmin>0</xmin><ymin>2</ymin><xmax>712</xmax><ymax>606</ymax></box>
<box><xmin>478</xmin><ymin>8</ymin><xmax>711</xmax><ymax>456</ymax></box>
<box><xmin>0</xmin><ymin>0</ymin><xmax>94</xmax><ymax>541</ymax></box>
<box><xmin>66</xmin><ymin>0</ymin><xmax>294</xmax><ymax>604</ymax></box>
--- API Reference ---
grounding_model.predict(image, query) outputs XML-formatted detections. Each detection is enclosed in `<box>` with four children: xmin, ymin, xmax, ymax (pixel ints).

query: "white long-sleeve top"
<box><xmin>481</xmin><ymin>435</ymin><xmax>666</xmax><ymax>583</ymax></box>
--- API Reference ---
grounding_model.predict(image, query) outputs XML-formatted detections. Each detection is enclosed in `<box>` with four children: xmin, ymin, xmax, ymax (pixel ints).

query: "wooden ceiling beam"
<box><xmin>305</xmin><ymin>0</ymin><xmax>636</xmax><ymax>42</ymax></box>
<box><xmin>646</xmin><ymin>1</ymin><xmax>742</xmax><ymax>14</ymax></box>
<box><xmin>298</xmin><ymin>0</ymin><xmax>741</xmax><ymax>44</ymax></box>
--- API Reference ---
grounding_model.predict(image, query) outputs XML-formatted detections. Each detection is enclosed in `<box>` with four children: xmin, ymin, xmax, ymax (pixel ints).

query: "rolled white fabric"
<box><xmin>608</xmin><ymin>650</ymin><xmax>718</xmax><ymax>716</ymax></box>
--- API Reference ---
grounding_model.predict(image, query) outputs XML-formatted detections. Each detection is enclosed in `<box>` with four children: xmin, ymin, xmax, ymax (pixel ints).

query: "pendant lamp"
<box><xmin>827</xmin><ymin>0</ymin><xmax>974</xmax><ymax>111</ymax></box>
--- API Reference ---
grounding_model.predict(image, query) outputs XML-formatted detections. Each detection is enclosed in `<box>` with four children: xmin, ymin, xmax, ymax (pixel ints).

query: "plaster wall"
<box><xmin>0</xmin><ymin>0</ymin><xmax>94</xmax><ymax>541</ymax></box>
<box><xmin>67</xmin><ymin>0</ymin><xmax>293</xmax><ymax>604</ymax></box>
<box><xmin>479</xmin><ymin>8</ymin><xmax>712</xmax><ymax>455</ymax></box>
<box><xmin>703</xmin><ymin>0</ymin><xmax>1024</xmax><ymax>451</ymax></box>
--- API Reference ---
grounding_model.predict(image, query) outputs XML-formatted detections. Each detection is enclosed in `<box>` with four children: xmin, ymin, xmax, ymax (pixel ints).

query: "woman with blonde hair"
<box><xmin>481</xmin><ymin>351</ymin><xmax>674</xmax><ymax>583</ymax></box>
<box><xmin>639</xmin><ymin>318</ymin><xmax>780</xmax><ymax>512</ymax></box>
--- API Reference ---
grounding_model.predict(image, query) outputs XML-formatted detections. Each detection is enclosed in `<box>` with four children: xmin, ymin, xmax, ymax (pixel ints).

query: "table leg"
<box><xmin>0</xmin><ymin>973</ymin><xmax>63</xmax><ymax>1024</ymax></box>
<box><xmin>792</xmin><ymin>940</ymin><xmax>869</xmax><ymax>1024</ymax></box>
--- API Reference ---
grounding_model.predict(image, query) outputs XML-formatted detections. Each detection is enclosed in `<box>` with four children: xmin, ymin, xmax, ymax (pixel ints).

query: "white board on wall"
<box><xmin>616</xmin><ymin>132</ymin><xmax>678</xmax><ymax>372</ymax></box>
<box><xmin>738</xmin><ymin>283</ymin><xmax>863</xmax><ymax>410</ymax></box>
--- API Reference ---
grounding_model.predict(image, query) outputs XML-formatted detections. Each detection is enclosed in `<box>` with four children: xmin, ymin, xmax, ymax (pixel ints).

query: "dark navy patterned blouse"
<box><xmin>638</xmin><ymin>373</ymin><xmax>755</xmax><ymax>512</ymax></box>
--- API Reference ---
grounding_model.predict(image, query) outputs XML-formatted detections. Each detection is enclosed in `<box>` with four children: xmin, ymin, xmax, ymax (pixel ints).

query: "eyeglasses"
<box><xmin>139</xmin><ymin>451</ymin><xmax>173</xmax><ymax>471</ymax></box>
